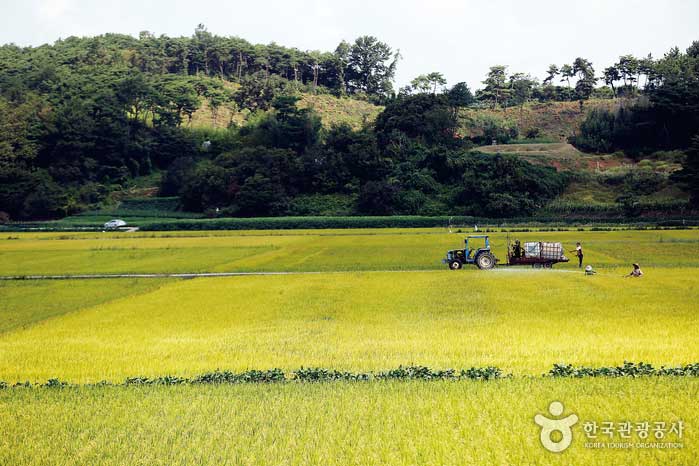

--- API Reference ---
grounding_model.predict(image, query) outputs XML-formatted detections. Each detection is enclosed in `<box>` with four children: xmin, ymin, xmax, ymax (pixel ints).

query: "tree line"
<box><xmin>164</xmin><ymin>93</ymin><xmax>566</xmax><ymax>218</ymax></box>
<box><xmin>569</xmin><ymin>43</ymin><xmax>699</xmax><ymax>153</ymax></box>
<box><xmin>0</xmin><ymin>25</ymin><xmax>399</xmax><ymax>101</ymax></box>
<box><xmin>0</xmin><ymin>27</ymin><xmax>697</xmax><ymax>220</ymax></box>
<box><xmin>567</xmin><ymin>42</ymin><xmax>699</xmax><ymax>204</ymax></box>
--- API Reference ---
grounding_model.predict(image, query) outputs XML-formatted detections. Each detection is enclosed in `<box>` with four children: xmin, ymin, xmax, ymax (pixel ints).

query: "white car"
<box><xmin>103</xmin><ymin>219</ymin><xmax>127</xmax><ymax>230</ymax></box>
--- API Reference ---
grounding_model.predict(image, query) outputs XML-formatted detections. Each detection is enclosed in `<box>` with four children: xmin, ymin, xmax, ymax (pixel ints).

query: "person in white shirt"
<box><xmin>626</xmin><ymin>263</ymin><xmax>643</xmax><ymax>277</ymax></box>
<box><xmin>569</xmin><ymin>242</ymin><xmax>583</xmax><ymax>268</ymax></box>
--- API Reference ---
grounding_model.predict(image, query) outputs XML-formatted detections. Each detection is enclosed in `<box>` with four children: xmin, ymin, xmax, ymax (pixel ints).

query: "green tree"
<box><xmin>672</xmin><ymin>134</ymin><xmax>699</xmax><ymax>206</ymax></box>
<box><xmin>240</xmin><ymin>95</ymin><xmax>321</xmax><ymax>154</ymax></box>
<box><xmin>180</xmin><ymin>161</ymin><xmax>231</xmax><ymax>212</ymax></box>
<box><xmin>480</xmin><ymin>65</ymin><xmax>509</xmax><ymax>108</ymax></box>
<box><xmin>560</xmin><ymin>64</ymin><xmax>574</xmax><ymax>92</ymax></box>
<box><xmin>410</xmin><ymin>74</ymin><xmax>431</xmax><ymax>94</ymax></box>
<box><xmin>375</xmin><ymin>94</ymin><xmax>460</xmax><ymax>147</ymax></box>
<box><xmin>638</xmin><ymin>54</ymin><xmax>656</xmax><ymax>90</ymax></box>
<box><xmin>234</xmin><ymin>71</ymin><xmax>287</xmax><ymax>111</ymax></box>
<box><xmin>572</xmin><ymin>57</ymin><xmax>596</xmax><ymax>110</ymax></box>
<box><xmin>617</xmin><ymin>54</ymin><xmax>639</xmax><ymax>91</ymax></box>
<box><xmin>543</xmin><ymin>64</ymin><xmax>559</xmax><ymax>85</ymax></box>
<box><xmin>234</xmin><ymin>173</ymin><xmax>290</xmax><ymax>216</ymax></box>
<box><xmin>357</xmin><ymin>179</ymin><xmax>398</xmax><ymax>215</ymax></box>
<box><xmin>447</xmin><ymin>82</ymin><xmax>474</xmax><ymax>107</ymax></box>
<box><xmin>426</xmin><ymin>72</ymin><xmax>447</xmax><ymax>94</ymax></box>
<box><xmin>346</xmin><ymin>36</ymin><xmax>399</xmax><ymax>97</ymax></box>
<box><xmin>509</xmin><ymin>73</ymin><xmax>536</xmax><ymax>115</ymax></box>
<box><xmin>157</xmin><ymin>76</ymin><xmax>200</xmax><ymax>125</ymax></box>
<box><xmin>333</xmin><ymin>40</ymin><xmax>351</xmax><ymax>95</ymax></box>
<box><xmin>0</xmin><ymin>96</ymin><xmax>40</xmax><ymax>170</ymax></box>
<box><xmin>603</xmin><ymin>65</ymin><xmax>620</xmax><ymax>97</ymax></box>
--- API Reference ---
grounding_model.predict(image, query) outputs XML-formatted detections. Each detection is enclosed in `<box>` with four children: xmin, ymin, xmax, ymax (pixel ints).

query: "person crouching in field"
<box><xmin>570</xmin><ymin>242</ymin><xmax>583</xmax><ymax>268</ymax></box>
<box><xmin>626</xmin><ymin>263</ymin><xmax>643</xmax><ymax>277</ymax></box>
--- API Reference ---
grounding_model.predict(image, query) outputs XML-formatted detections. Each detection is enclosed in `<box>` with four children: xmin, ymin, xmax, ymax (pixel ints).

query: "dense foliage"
<box><xmin>167</xmin><ymin>92</ymin><xmax>565</xmax><ymax>217</ymax></box>
<box><xmin>0</xmin><ymin>365</ymin><xmax>508</xmax><ymax>387</ymax></box>
<box><xmin>570</xmin><ymin>43</ymin><xmax>699</xmax><ymax>155</ymax></box>
<box><xmin>0</xmin><ymin>27</ymin><xmax>401</xmax><ymax>220</ymax></box>
<box><xmin>2</xmin><ymin>27</ymin><xmax>695</xmax><ymax>220</ymax></box>
<box><xmin>672</xmin><ymin>135</ymin><xmax>699</xmax><ymax>205</ymax></box>
<box><xmin>548</xmin><ymin>361</ymin><xmax>699</xmax><ymax>378</ymax></box>
<box><xmin>567</xmin><ymin>42</ymin><xmax>699</xmax><ymax>205</ymax></box>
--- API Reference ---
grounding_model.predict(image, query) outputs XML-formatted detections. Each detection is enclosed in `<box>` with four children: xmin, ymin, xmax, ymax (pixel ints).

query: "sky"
<box><xmin>1</xmin><ymin>0</ymin><xmax>698</xmax><ymax>90</ymax></box>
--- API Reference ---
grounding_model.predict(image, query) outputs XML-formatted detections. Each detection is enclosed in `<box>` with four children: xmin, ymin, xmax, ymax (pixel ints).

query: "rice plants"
<box><xmin>0</xmin><ymin>378</ymin><xmax>696</xmax><ymax>465</ymax></box>
<box><xmin>1</xmin><ymin>227</ymin><xmax>698</xmax><ymax>465</ymax></box>
<box><xmin>1</xmin><ymin>228</ymin><xmax>698</xmax><ymax>275</ymax></box>
<box><xmin>0</xmin><ymin>269</ymin><xmax>697</xmax><ymax>382</ymax></box>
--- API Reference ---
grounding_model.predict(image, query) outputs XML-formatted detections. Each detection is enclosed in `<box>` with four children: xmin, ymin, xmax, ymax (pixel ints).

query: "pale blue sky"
<box><xmin>1</xmin><ymin>0</ymin><xmax>697</xmax><ymax>89</ymax></box>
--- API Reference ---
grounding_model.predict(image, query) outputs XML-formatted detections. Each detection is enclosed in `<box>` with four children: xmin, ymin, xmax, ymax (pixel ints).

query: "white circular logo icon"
<box><xmin>534</xmin><ymin>401</ymin><xmax>579</xmax><ymax>452</ymax></box>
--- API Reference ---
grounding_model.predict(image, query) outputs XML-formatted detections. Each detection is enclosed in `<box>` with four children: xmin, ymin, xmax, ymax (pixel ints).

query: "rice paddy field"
<box><xmin>1</xmin><ymin>228</ymin><xmax>698</xmax><ymax>465</ymax></box>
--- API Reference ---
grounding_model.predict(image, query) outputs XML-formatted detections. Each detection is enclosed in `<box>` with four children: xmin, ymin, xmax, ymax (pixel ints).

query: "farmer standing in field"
<box><xmin>570</xmin><ymin>242</ymin><xmax>583</xmax><ymax>268</ymax></box>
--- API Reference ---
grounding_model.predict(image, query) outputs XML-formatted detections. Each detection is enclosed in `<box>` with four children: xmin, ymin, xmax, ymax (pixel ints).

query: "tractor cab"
<box><xmin>443</xmin><ymin>235</ymin><xmax>497</xmax><ymax>270</ymax></box>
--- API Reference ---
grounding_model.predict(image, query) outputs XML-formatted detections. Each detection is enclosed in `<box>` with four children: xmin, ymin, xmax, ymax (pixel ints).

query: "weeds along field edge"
<box><xmin>0</xmin><ymin>377</ymin><xmax>697</xmax><ymax>466</ymax></box>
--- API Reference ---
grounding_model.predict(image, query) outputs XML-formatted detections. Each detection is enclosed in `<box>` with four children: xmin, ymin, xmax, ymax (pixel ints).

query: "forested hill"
<box><xmin>1</xmin><ymin>27</ymin><xmax>698</xmax><ymax>222</ymax></box>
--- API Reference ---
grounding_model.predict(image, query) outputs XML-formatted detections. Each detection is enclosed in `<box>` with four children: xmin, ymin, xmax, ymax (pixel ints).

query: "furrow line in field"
<box><xmin>0</xmin><ymin>269</ymin><xmax>580</xmax><ymax>280</ymax></box>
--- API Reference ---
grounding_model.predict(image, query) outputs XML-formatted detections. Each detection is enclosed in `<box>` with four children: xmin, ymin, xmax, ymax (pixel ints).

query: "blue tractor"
<box><xmin>442</xmin><ymin>235</ymin><xmax>498</xmax><ymax>270</ymax></box>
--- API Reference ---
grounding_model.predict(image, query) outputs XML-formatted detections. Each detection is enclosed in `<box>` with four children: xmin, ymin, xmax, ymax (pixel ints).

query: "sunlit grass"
<box><xmin>0</xmin><ymin>378</ymin><xmax>696</xmax><ymax>466</ymax></box>
<box><xmin>0</xmin><ymin>279</ymin><xmax>170</xmax><ymax>333</ymax></box>
<box><xmin>1</xmin><ymin>229</ymin><xmax>698</xmax><ymax>275</ymax></box>
<box><xmin>2</xmin><ymin>227</ymin><xmax>698</xmax><ymax>465</ymax></box>
<box><xmin>0</xmin><ymin>268</ymin><xmax>697</xmax><ymax>382</ymax></box>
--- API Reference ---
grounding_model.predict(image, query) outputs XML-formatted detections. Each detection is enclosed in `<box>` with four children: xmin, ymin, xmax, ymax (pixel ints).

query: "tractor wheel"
<box><xmin>449</xmin><ymin>260</ymin><xmax>463</xmax><ymax>270</ymax></box>
<box><xmin>476</xmin><ymin>253</ymin><xmax>496</xmax><ymax>270</ymax></box>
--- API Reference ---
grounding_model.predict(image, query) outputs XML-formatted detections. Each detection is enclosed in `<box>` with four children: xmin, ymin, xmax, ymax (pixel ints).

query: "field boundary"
<box><xmin>0</xmin><ymin>271</ymin><xmax>332</xmax><ymax>280</ymax></box>
<box><xmin>0</xmin><ymin>269</ymin><xmax>586</xmax><ymax>280</ymax></box>
<box><xmin>3</xmin><ymin>362</ymin><xmax>698</xmax><ymax>389</ymax></box>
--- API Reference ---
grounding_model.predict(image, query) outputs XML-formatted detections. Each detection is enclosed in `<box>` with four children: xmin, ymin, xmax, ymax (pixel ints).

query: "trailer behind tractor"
<box><xmin>443</xmin><ymin>236</ymin><xmax>569</xmax><ymax>270</ymax></box>
<box><xmin>506</xmin><ymin>240</ymin><xmax>569</xmax><ymax>268</ymax></box>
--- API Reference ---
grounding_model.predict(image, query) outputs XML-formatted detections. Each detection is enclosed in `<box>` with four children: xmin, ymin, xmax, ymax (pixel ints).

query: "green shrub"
<box><xmin>548</xmin><ymin>362</ymin><xmax>699</xmax><ymax>378</ymax></box>
<box><xmin>191</xmin><ymin>369</ymin><xmax>285</xmax><ymax>384</ymax></box>
<box><xmin>141</xmin><ymin>215</ymin><xmax>465</xmax><ymax>231</ymax></box>
<box><xmin>287</xmin><ymin>194</ymin><xmax>356</xmax><ymax>216</ymax></box>
<box><xmin>44</xmin><ymin>378</ymin><xmax>70</xmax><ymax>388</ymax></box>
<box><xmin>623</xmin><ymin>170</ymin><xmax>665</xmax><ymax>195</ymax></box>
<box><xmin>376</xmin><ymin>365</ymin><xmax>502</xmax><ymax>381</ymax></box>
<box><xmin>293</xmin><ymin>367</ymin><xmax>370</xmax><ymax>382</ymax></box>
<box><xmin>569</xmin><ymin>108</ymin><xmax>616</xmax><ymax>153</ymax></box>
<box><xmin>540</xmin><ymin>198</ymin><xmax>689</xmax><ymax>217</ymax></box>
<box><xmin>463</xmin><ymin>113</ymin><xmax>518</xmax><ymax>145</ymax></box>
<box><xmin>119</xmin><ymin>197</ymin><xmax>181</xmax><ymax>212</ymax></box>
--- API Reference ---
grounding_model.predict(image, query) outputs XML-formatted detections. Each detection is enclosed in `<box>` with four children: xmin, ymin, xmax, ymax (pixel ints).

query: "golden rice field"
<box><xmin>1</xmin><ymin>379</ymin><xmax>697</xmax><ymax>466</ymax></box>
<box><xmin>2</xmin><ymin>228</ymin><xmax>699</xmax><ymax>275</ymax></box>
<box><xmin>0</xmin><ymin>228</ymin><xmax>698</xmax><ymax>465</ymax></box>
<box><xmin>1</xmin><ymin>269</ymin><xmax>698</xmax><ymax>381</ymax></box>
